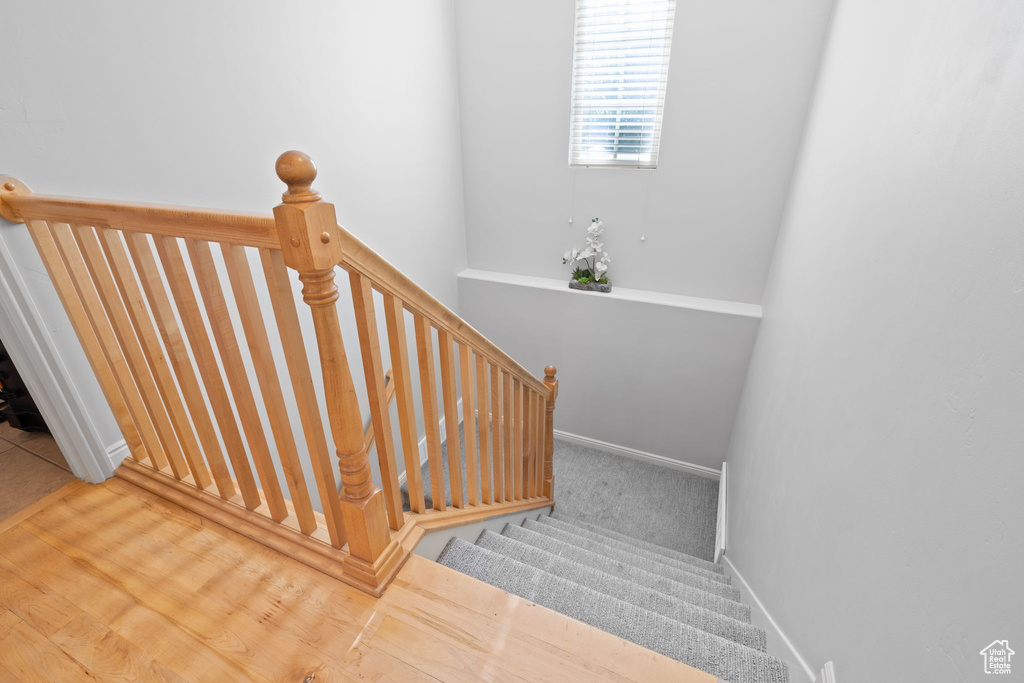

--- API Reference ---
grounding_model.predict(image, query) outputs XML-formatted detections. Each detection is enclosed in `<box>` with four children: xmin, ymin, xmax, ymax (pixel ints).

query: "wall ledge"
<box><xmin>458</xmin><ymin>269</ymin><xmax>763</xmax><ymax>319</ymax></box>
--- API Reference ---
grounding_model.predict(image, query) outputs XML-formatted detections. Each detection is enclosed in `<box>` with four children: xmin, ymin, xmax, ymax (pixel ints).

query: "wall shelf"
<box><xmin>457</xmin><ymin>269</ymin><xmax>763</xmax><ymax>320</ymax></box>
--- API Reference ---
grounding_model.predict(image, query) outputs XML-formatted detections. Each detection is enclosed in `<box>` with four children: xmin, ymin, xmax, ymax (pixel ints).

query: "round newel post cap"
<box><xmin>544</xmin><ymin>366</ymin><xmax>558</xmax><ymax>380</ymax></box>
<box><xmin>276</xmin><ymin>150</ymin><xmax>322</xmax><ymax>204</ymax></box>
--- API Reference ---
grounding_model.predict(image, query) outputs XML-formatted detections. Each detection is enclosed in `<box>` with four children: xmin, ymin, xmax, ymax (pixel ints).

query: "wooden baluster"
<box><xmin>151</xmin><ymin>235</ymin><xmax>262</xmax><ymax>510</ymax></box>
<box><xmin>221</xmin><ymin>243</ymin><xmax>317</xmax><ymax>535</ymax></box>
<box><xmin>459</xmin><ymin>343</ymin><xmax>480</xmax><ymax>507</ymax></box>
<box><xmin>437</xmin><ymin>330</ymin><xmax>465</xmax><ymax>509</ymax></box>
<box><xmin>94</xmin><ymin>228</ymin><xmax>215</xmax><ymax>490</ymax></box>
<box><xmin>350</xmin><ymin>272</ymin><xmax>404</xmax><ymax>530</ymax></box>
<box><xmin>513</xmin><ymin>379</ymin><xmax>524</xmax><ymax>500</ymax></box>
<box><xmin>525</xmin><ymin>390</ymin><xmax>536</xmax><ymax>499</ymax></box>
<box><xmin>274</xmin><ymin>151</ymin><xmax>398</xmax><ymax>591</ymax></box>
<box><xmin>490</xmin><ymin>364</ymin><xmax>503</xmax><ymax>503</ymax></box>
<box><xmin>261</xmin><ymin>249</ymin><xmax>346</xmax><ymax>547</ymax></box>
<box><xmin>72</xmin><ymin>224</ymin><xmax>192</xmax><ymax>481</ymax></box>
<box><xmin>535</xmin><ymin>389</ymin><xmax>545</xmax><ymax>497</ymax></box>
<box><xmin>415</xmin><ymin>315</ymin><xmax>447</xmax><ymax>512</ymax></box>
<box><xmin>503</xmin><ymin>371</ymin><xmax>514</xmax><ymax>502</ymax></box>
<box><xmin>475</xmin><ymin>355</ymin><xmax>492</xmax><ymax>505</ymax></box>
<box><xmin>186</xmin><ymin>239</ymin><xmax>289</xmax><ymax>522</ymax></box>
<box><xmin>24</xmin><ymin>220</ymin><xmax>147</xmax><ymax>463</ymax></box>
<box><xmin>120</xmin><ymin>231</ymin><xmax>237</xmax><ymax>501</ymax></box>
<box><xmin>47</xmin><ymin>222</ymin><xmax>168</xmax><ymax>470</ymax></box>
<box><xmin>383</xmin><ymin>294</ymin><xmax>425</xmax><ymax>514</ymax></box>
<box><xmin>543</xmin><ymin>366</ymin><xmax>558</xmax><ymax>499</ymax></box>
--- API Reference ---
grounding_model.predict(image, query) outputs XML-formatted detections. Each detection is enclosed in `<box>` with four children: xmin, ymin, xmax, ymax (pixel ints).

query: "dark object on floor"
<box><xmin>0</xmin><ymin>338</ymin><xmax>48</xmax><ymax>433</ymax></box>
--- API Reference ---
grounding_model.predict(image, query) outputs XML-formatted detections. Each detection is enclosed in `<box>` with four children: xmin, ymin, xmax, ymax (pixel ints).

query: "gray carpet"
<box><xmin>402</xmin><ymin>431</ymin><xmax>720</xmax><ymax>562</ymax></box>
<box><xmin>551</xmin><ymin>439</ymin><xmax>720</xmax><ymax>561</ymax></box>
<box><xmin>421</xmin><ymin>427</ymin><xmax>788</xmax><ymax>680</ymax></box>
<box><xmin>439</xmin><ymin>536</ymin><xmax>788</xmax><ymax>683</ymax></box>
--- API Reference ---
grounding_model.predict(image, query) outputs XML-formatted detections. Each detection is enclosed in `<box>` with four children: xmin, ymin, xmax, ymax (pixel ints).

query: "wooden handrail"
<box><xmin>1</xmin><ymin>191</ymin><xmax>278</xmax><ymax>249</ymax></box>
<box><xmin>0</xmin><ymin>180</ymin><xmax>550</xmax><ymax>399</ymax></box>
<box><xmin>333</xmin><ymin>230</ymin><xmax>552</xmax><ymax>398</ymax></box>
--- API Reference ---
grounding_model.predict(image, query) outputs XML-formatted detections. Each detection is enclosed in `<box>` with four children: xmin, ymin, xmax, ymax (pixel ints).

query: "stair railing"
<box><xmin>0</xmin><ymin>152</ymin><xmax>557</xmax><ymax>596</ymax></box>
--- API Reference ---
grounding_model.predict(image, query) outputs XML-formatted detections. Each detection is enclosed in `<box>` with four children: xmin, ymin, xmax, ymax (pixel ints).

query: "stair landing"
<box><xmin>0</xmin><ymin>477</ymin><xmax>713</xmax><ymax>682</ymax></box>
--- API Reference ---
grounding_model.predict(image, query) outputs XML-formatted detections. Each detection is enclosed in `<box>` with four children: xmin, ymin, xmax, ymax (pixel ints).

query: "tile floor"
<box><xmin>0</xmin><ymin>421</ymin><xmax>76</xmax><ymax>521</ymax></box>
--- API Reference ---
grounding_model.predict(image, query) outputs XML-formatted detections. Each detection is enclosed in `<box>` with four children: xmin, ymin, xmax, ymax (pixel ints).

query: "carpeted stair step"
<box><xmin>521</xmin><ymin>519</ymin><xmax>736</xmax><ymax>594</ymax></box>
<box><xmin>437</xmin><ymin>539</ymin><xmax>789</xmax><ymax>683</ymax></box>
<box><xmin>475</xmin><ymin>530</ymin><xmax>765</xmax><ymax>650</ymax></box>
<box><xmin>538</xmin><ymin>515</ymin><xmax>724</xmax><ymax>577</ymax></box>
<box><xmin>550</xmin><ymin>512</ymin><xmax>724</xmax><ymax>574</ymax></box>
<box><xmin>503</xmin><ymin>523</ymin><xmax>745</xmax><ymax>608</ymax></box>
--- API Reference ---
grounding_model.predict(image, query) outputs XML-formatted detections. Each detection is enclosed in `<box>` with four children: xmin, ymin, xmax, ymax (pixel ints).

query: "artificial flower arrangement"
<box><xmin>563</xmin><ymin>217</ymin><xmax>612</xmax><ymax>293</ymax></box>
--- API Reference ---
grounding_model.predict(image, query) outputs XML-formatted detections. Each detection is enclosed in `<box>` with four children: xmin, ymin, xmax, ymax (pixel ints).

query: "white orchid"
<box><xmin>562</xmin><ymin>217</ymin><xmax>612</xmax><ymax>287</ymax></box>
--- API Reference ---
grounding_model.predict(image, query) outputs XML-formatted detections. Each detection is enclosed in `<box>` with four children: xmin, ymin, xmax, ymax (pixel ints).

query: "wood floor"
<box><xmin>0</xmin><ymin>477</ymin><xmax>711</xmax><ymax>682</ymax></box>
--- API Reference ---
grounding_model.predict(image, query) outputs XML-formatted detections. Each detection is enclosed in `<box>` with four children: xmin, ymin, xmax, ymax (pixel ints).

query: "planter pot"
<box><xmin>569</xmin><ymin>279</ymin><xmax>612</xmax><ymax>293</ymax></box>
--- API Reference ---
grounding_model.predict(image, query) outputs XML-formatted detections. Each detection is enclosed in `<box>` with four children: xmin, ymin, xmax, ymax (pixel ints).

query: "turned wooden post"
<box><xmin>542</xmin><ymin>366</ymin><xmax>558</xmax><ymax>499</ymax></box>
<box><xmin>273</xmin><ymin>151</ymin><xmax>394</xmax><ymax>589</ymax></box>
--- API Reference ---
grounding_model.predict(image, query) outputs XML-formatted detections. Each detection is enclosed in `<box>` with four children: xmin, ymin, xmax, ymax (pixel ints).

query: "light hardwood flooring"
<box><xmin>0</xmin><ymin>477</ymin><xmax>712</xmax><ymax>682</ymax></box>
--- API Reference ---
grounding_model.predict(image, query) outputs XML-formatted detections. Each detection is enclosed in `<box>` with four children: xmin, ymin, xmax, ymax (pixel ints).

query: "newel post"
<box><xmin>543</xmin><ymin>366</ymin><xmax>558</xmax><ymax>499</ymax></box>
<box><xmin>272</xmin><ymin>151</ymin><xmax>394</xmax><ymax>591</ymax></box>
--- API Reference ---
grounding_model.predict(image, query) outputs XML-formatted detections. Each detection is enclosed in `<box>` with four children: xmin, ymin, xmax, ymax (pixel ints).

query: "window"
<box><xmin>568</xmin><ymin>0</ymin><xmax>677</xmax><ymax>168</ymax></box>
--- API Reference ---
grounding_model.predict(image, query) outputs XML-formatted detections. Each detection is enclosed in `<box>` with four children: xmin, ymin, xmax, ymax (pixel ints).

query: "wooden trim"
<box><xmin>0</xmin><ymin>481</ymin><xmax>88</xmax><ymax>535</ymax></box>
<box><xmin>99</xmin><ymin>229</ymin><xmax>221</xmax><ymax>493</ymax></box>
<box><xmin>150</xmin><ymin>235</ymin><xmax>263</xmax><ymax>510</ymax></box>
<box><xmin>24</xmin><ymin>220</ymin><xmax>147</xmax><ymax>463</ymax></box>
<box><xmin>221</xmin><ymin>242</ymin><xmax>317</xmax><ymax>535</ymax></box>
<box><xmin>437</xmin><ymin>329</ymin><xmax>465</xmax><ymax>509</ymax></box>
<box><xmin>459</xmin><ymin>343</ymin><xmax>480</xmax><ymax>507</ymax></box>
<box><xmin>186</xmin><ymin>239</ymin><xmax>289</xmax><ymax>521</ymax></box>
<box><xmin>114</xmin><ymin>458</ymin><xmax>550</xmax><ymax>598</ymax></box>
<box><xmin>409</xmin><ymin>497</ymin><xmax>555</xmax><ymax>534</ymax></box>
<box><xmin>383</xmin><ymin>295</ymin><xmax>425</xmax><ymax>515</ymax></box>
<box><xmin>3</xmin><ymin>193</ymin><xmax>279</xmax><ymax>249</ymax></box>
<box><xmin>475</xmin><ymin>354</ymin><xmax>492</xmax><ymax>505</ymax></box>
<box><xmin>260</xmin><ymin>248</ymin><xmax>346</xmax><ymax>548</ymax></box>
<box><xmin>71</xmin><ymin>224</ymin><xmax>192</xmax><ymax>480</ymax></box>
<box><xmin>414</xmin><ymin>316</ymin><xmax>446</xmax><ymax>512</ymax></box>
<box><xmin>334</xmin><ymin>230</ymin><xmax>550</xmax><ymax>398</ymax></box>
<box><xmin>115</xmin><ymin>460</ymin><xmax>414</xmax><ymax>598</ymax></box>
<box><xmin>350</xmin><ymin>270</ymin><xmax>404</xmax><ymax>531</ymax></box>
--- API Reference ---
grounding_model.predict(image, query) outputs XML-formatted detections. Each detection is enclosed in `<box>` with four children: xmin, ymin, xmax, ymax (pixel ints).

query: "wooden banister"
<box><xmin>330</xmin><ymin>231</ymin><xmax>551</xmax><ymax>397</ymax></box>
<box><xmin>0</xmin><ymin>152</ymin><xmax>558</xmax><ymax>599</ymax></box>
<box><xmin>1</xmin><ymin>193</ymin><xmax>278</xmax><ymax>248</ymax></box>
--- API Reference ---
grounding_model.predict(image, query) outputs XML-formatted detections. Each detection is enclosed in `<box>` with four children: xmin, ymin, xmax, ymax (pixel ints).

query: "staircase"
<box><xmin>438</xmin><ymin>512</ymin><xmax>789</xmax><ymax>683</ymax></box>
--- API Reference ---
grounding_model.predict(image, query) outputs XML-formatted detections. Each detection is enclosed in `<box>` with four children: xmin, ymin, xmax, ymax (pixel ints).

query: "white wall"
<box><xmin>0</xmin><ymin>0</ymin><xmax>467</xmax><ymax>484</ymax></box>
<box><xmin>726</xmin><ymin>1</ymin><xmax>1024</xmax><ymax>680</ymax></box>
<box><xmin>452</xmin><ymin>0</ymin><xmax>832</xmax><ymax>466</ymax></box>
<box><xmin>459</xmin><ymin>271</ymin><xmax>760</xmax><ymax>470</ymax></box>
<box><xmin>454</xmin><ymin>0</ymin><xmax>834</xmax><ymax>303</ymax></box>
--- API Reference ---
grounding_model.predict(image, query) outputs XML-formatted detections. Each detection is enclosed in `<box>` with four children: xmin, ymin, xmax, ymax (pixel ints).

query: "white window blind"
<box><xmin>568</xmin><ymin>0</ymin><xmax>677</xmax><ymax>168</ymax></box>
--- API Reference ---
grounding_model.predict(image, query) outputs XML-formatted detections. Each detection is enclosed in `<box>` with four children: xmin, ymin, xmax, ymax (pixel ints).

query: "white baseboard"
<box><xmin>106</xmin><ymin>439</ymin><xmax>131</xmax><ymax>470</ymax></box>
<box><xmin>552</xmin><ymin>429</ymin><xmax>721</xmax><ymax>480</ymax></box>
<box><xmin>397</xmin><ymin>397</ymin><xmax>462</xmax><ymax>487</ymax></box>
<box><xmin>723</xmin><ymin>556</ymin><xmax>817</xmax><ymax>682</ymax></box>
<box><xmin>714</xmin><ymin>462</ymin><xmax>728</xmax><ymax>563</ymax></box>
